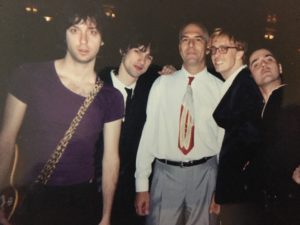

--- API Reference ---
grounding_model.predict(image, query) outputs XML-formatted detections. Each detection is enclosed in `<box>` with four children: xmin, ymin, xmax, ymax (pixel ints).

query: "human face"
<box><xmin>249</xmin><ymin>49</ymin><xmax>282</xmax><ymax>88</ymax></box>
<box><xmin>121</xmin><ymin>45</ymin><xmax>153</xmax><ymax>80</ymax></box>
<box><xmin>210</xmin><ymin>35</ymin><xmax>244</xmax><ymax>80</ymax></box>
<box><xmin>65</xmin><ymin>18</ymin><xmax>102</xmax><ymax>64</ymax></box>
<box><xmin>179</xmin><ymin>24</ymin><xmax>207</xmax><ymax>70</ymax></box>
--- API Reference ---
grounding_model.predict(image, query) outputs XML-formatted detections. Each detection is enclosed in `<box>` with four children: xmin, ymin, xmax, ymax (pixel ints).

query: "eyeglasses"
<box><xmin>208</xmin><ymin>45</ymin><xmax>240</xmax><ymax>55</ymax></box>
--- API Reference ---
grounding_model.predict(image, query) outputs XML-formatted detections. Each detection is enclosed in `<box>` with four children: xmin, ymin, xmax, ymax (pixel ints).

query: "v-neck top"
<box><xmin>9</xmin><ymin>61</ymin><xmax>124</xmax><ymax>186</ymax></box>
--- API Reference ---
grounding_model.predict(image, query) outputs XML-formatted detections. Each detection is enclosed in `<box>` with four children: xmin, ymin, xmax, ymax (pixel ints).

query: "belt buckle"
<box><xmin>180</xmin><ymin>161</ymin><xmax>185</xmax><ymax>168</ymax></box>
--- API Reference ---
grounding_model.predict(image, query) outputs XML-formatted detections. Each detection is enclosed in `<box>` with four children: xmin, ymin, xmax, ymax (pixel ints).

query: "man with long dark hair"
<box><xmin>0</xmin><ymin>1</ymin><xmax>123</xmax><ymax>224</ymax></box>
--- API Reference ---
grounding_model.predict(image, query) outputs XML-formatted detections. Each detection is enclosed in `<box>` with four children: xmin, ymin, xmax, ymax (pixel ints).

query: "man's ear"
<box><xmin>236</xmin><ymin>50</ymin><xmax>244</xmax><ymax>61</ymax></box>
<box><xmin>279</xmin><ymin>63</ymin><xmax>283</xmax><ymax>74</ymax></box>
<box><xmin>119</xmin><ymin>49</ymin><xmax>124</xmax><ymax>56</ymax></box>
<box><xmin>206</xmin><ymin>47</ymin><xmax>210</xmax><ymax>55</ymax></box>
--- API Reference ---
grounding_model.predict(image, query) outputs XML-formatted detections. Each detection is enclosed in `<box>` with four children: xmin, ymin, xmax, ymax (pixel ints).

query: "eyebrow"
<box><xmin>250</xmin><ymin>58</ymin><xmax>258</xmax><ymax>67</ymax></box>
<box><xmin>250</xmin><ymin>53</ymin><xmax>274</xmax><ymax>67</ymax></box>
<box><xmin>136</xmin><ymin>46</ymin><xmax>152</xmax><ymax>53</ymax></box>
<box><xmin>70</xmin><ymin>23</ymin><xmax>98</xmax><ymax>29</ymax></box>
<box><xmin>181</xmin><ymin>35</ymin><xmax>204</xmax><ymax>39</ymax></box>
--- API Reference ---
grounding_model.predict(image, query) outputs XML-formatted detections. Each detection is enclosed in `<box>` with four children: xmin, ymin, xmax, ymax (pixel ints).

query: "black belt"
<box><xmin>157</xmin><ymin>157</ymin><xmax>212</xmax><ymax>167</ymax></box>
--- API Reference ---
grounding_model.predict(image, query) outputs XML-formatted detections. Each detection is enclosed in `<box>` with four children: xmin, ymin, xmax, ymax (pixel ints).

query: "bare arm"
<box><xmin>99</xmin><ymin>119</ymin><xmax>122</xmax><ymax>225</ymax></box>
<box><xmin>0</xmin><ymin>94</ymin><xmax>27</xmax><ymax>190</ymax></box>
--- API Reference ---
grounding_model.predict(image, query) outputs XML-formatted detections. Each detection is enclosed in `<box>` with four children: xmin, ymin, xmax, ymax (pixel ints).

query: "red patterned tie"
<box><xmin>178</xmin><ymin>76</ymin><xmax>195</xmax><ymax>155</ymax></box>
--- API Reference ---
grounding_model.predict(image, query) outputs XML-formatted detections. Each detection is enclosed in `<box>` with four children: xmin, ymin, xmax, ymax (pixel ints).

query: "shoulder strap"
<box><xmin>35</xmin><ymin>79</ymin><xmax>103</xmax><ymax>184</ymax></box>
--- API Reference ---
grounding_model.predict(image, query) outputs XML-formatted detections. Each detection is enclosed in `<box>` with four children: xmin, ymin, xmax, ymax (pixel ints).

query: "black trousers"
<box><xmin>262</xmin><ymin>194</ymin><xmax>300</xmax><ymax>225</ymax></box>
<box><xmin>111</xmin><ymin>171</ymin><xmax>145</xmax><ymax>225</ymax></box>
<box><xmin>220</xmin><ymin>202</ymin><xmax>264</xmax><ymax>225</ymax></box>
<box><xmin>13</xmin><ymin>182</ymin><xmax>102</xmax><ymax>225</ymax></box>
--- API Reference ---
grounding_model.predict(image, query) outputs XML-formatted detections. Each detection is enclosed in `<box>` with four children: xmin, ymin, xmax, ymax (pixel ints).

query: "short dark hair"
<box><xmin>119</xmin><ymin>30</ymin><xmax>152</xmax><ymax>56</ymax></box>
<box><xmin>55</xmin><ymin>0</ymin><xmax>105</xmax><ymax>52</ymax></box>
<box><xmin>57</xmin><ymin>0</ymin><xmax>104</xmax><ymax>35</ymax></box>
<box><xmin>247</xmin><ymin>46</ymin><xmax>280</xmax><ymax>64</ymax></box>
<box><xmin>178</xmin><ymin>21</ymin><xmax>209</xmax><ymax>42</ymax></box>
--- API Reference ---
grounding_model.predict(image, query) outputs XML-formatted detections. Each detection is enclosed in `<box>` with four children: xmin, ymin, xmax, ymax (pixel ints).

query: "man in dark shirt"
<box><xmin>249</xmin><ymin>48</ymin><xmax>300</xmax><ymax>225</ymax></box>
<box><xmin>96</xmin><ymin>34</ymin><xmax>175</xmax><ymax>225</ymax></box>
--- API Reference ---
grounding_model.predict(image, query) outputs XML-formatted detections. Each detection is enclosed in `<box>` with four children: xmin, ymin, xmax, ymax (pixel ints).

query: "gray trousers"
<box><xmin>146</xmin><ymin>157</ymin><xmax>218</xmax><ymax>225</ymax></box>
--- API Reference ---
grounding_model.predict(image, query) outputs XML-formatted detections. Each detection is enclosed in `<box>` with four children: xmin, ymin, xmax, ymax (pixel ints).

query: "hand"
<box><xmin>209</xmin><ymin>193</ymin><xmax>220</xmax><ymax>215</ymax></box>
<box><xmin>158</xmin><ymin>65</ymin><xmax>176</xmax><ymax>75</ymax></box>
<box><xmin>98</xmin><ymin>216</ymin><xmax>110</xmax><ymax>225</ymax></box>
<box><xmin>292</xmin><ymin>165</ymin><xmax>300</xmax><ymax>185</ymax></box>
<box><xmin>135</xmin><ymin>191</ymin><xmax>150</xmax><ymax>216</ymax></box>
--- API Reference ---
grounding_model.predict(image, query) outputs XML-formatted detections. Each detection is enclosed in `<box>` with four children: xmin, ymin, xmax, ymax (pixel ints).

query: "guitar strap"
<box><xmin>35</xmin><ymin>78</ymin><xmax>103</xmax><ymax>184</ymax></box>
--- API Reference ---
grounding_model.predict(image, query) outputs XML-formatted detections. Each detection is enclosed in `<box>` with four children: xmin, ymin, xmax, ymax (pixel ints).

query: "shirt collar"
<box><xmin>181</xmin><ymin>66</ymin><xmax>208</xmax><ymax>79</ymax></box>
<box><xmin>111</xmin><ymin>70</ymin><xmax>137</xmax><ymax>94</ymax></box>
<box><xmin>221</xmin><ymin>65</ymin><xmax>246</xmax><ymax>96</ymax></box>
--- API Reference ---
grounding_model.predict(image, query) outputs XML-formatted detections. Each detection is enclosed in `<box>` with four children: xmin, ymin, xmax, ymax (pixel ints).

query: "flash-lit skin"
<box><xmin>117</xmin><ymin>46</ymin><xmax>153</xmax><ymax>86</ymax></box>
<box><xmin>249</xmin><ymin>49</ymin><xmax>282</xmax><ymax>101</ymax></box>
<box><xmin>65</xmin><ymin>19</ymin><xmax>102</xmax><ymax>65</ymax></box>
<box><xmin>210</xmin><ymin>36</ymin><xmax>244</xmax><ymax>80</ymax></box>
<box><xmin>179</xmin><ymin>24</ymin><xmax>207</xmax><ymax>75</ymax></box>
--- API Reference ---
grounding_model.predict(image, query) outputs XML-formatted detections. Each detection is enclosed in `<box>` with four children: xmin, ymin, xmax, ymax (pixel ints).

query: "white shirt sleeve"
<box><xmin>135</xmin><ymin>78</ymin><xmax>162</xmax><ymax>192</ymax></box>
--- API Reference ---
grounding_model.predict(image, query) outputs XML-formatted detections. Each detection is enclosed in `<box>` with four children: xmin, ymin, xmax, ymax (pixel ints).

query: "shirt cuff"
<box><xmin>135</xmin><ymin>178</ymin><xmax>149</xmax><ymax>192</ymax></box>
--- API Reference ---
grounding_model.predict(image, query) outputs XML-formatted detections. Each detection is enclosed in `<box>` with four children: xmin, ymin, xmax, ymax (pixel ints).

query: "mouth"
<box><xmin>214</xmin><ymin>60</ymin><xmax>224</xmax><ymax>66</ymax></box>
<box><xmin>134</xmin><ymin>65</ymin><xmax>144</xmax><ymax>71</ymax></box>
<box><xmin>186</xmin><ymin>51</ymin><xmax>196</xmax><ymax>55</ymax></box>
<box><xmin>78</xmin><ymin>49</ymin><xmax>89</xmax><ymax>55</ymax></box>
<box><xmin>261</xmin><ymin>68</ymin><xmax>273</xmax><ymax>76</ymax></box>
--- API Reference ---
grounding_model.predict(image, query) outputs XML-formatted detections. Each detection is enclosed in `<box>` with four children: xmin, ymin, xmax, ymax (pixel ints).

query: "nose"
<box><xmin>139</xmin><ymin>57</ymin><xmax>146</xmax><ymax>66</ymax></box>
<box><xmin>214</xmin><ymin>49</ymin><xmax>221</xmax><ymax>57</ymax></box>
<box><xmin>188</xmin><ymin>39</ymin><xmax>195</xmax><ymax>47</ymax></box>
<box><xmin>80</xmin><ymin>32</ymin><xmax>88</xmax><ymax>44</ymax></box>
<box><xmin>138</xmin><ymin>54</ymin><xmax>148</xmax><ymax>66</ymax></box>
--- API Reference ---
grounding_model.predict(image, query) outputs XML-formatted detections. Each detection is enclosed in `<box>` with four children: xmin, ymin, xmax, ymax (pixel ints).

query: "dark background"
<box><xmin>0</xmin><ymin>0</ymin><xmax>299</xmax><ymax>110</ymax></box>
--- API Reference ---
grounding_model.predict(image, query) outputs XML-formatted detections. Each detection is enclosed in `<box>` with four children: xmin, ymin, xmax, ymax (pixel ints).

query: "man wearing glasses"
<box><xmin>208</xmin><ymin>28</ymin><xmax>263</xmax><ymax>225</ymax></box>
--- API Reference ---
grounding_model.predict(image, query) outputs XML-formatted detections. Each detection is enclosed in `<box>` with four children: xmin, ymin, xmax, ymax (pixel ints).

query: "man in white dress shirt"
<box><xmin>135</xmin><ymin>22</ymin><xmax>223</xmax><ymax>225</ymax></box>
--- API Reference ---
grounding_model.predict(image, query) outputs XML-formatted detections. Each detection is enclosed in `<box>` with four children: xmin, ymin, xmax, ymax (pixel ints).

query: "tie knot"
<box><xmin>188</xmin><ymin>76</ymin><xmax>194</xmax><ymax>85</ymax></box>
<box><xmin>125</xmin><ymin>88</ymin><xmax>133</xmax><ymax>98</ymax></box>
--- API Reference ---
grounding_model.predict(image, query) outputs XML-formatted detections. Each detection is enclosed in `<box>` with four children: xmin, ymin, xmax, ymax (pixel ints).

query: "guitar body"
<box><xmin>0</xmin><ymin>145</ymin><xmax>20</xmax><ymax>222</ymax></box>
<box><xmin>0</xmin><ymin>186</ymin><xmax>19</xmax><ymax>220</ymax></box>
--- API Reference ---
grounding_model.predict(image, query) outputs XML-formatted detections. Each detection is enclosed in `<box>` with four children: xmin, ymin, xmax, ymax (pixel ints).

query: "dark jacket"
<box><xmin>213</xmin><ymin>67</ymin><xmax>264</xmax><ymax>204</ymax></box>
<box><xmin>260</xmin><ymin>86</ymin><xmax>300</xmax><ymax>200</ymax></box>
<box><xmin>95</xmin><ymin>65</ymin><xmax>160</xmax><ymax>225</ymax></box>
